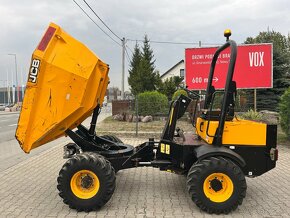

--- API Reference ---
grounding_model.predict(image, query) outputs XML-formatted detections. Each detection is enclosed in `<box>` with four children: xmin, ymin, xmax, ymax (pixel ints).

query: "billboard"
<box><xmin>185</xmin><ymin>44</ymin><xmax>272</xmax><ymax>90</ymax></box>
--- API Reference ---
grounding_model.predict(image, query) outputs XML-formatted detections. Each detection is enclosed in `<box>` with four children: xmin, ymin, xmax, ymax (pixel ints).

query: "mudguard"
<box><xmin>194</xmin><ymin>144</ymin><xmax>246</xmax><ymax>168</ymax></box>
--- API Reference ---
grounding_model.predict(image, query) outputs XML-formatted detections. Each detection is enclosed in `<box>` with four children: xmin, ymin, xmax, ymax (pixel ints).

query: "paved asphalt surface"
<box><xmin>0</xmin><ymin>107</ymin><xmax>290</xmax><ymax>217</ymax></box>
<box><xmin>0</xmin><ymin>106</ymin><xmax>111</xmax><ymax>172</ymax></box>
<box><xmin>0</xmin><ymin>112</ymin><xmax>19</xmax><ymax>143</ymax></box>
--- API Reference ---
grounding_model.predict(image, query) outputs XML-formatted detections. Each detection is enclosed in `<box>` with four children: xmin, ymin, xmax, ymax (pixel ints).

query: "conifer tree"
<box><xmin>245</xmin><ymin>31</ymin><xmax>290</xmax><ymax>111</ymax></box>
<box><xmin>128</xmin><ymin>35</ymin><xmax>160</xmax><ymax>95</ymax></box>
<box><xmin>128</xmin><ymin>43</ymin><xmax>142</xmax><ymax>96</ymax></box>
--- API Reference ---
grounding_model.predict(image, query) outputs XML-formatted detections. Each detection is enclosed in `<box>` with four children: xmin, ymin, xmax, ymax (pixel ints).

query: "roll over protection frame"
<box><xmin>204</xmin><ymin>39</ymin><xmax>238</xmax><ymax>146</ymax></box>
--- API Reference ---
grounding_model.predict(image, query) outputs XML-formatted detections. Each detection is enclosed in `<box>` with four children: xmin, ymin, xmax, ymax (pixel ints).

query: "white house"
<box><xmin>160</xmin><ymin>60</ymin><xmax>184</xmax><ymax>82</ymax></box>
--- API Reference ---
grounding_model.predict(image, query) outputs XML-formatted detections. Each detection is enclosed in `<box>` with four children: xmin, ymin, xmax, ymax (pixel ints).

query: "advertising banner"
<box><xmin>185</xmin><ymin>44</ymin><xmax>272</xmax><ymax>90</ymax></box>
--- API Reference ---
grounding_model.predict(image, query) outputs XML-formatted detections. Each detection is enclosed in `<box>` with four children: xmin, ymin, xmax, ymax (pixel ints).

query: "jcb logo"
<box><xmin>29</xmin><ymin>59</ymin><xmax>40</xmax><ymax>83</ymax></box>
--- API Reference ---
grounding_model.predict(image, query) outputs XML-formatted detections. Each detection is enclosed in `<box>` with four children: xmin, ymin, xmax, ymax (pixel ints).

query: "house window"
<box><xmin>180</xmin><ymin>69</ymin><xmax>184</xmax><ymax>78</ymax></box>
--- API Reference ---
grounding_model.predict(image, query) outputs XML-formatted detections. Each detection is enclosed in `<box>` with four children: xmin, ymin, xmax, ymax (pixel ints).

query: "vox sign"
<box><xmin>185</xmin><ymin>44</ymin><xmax>273</xmax><ymax>90</ymax></box>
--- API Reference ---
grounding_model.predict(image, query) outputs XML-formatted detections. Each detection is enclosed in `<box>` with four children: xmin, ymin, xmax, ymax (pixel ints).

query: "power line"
<box><xmin>125</xmin><ymin>47</ymin><xmax>131</xmax><ymax>63</ymax></box>
<box><xmin>73</xmin><ymin>0</ymin><xmax>221</xmax><ymax>47</ymax></box>
<box><xmin>127</xmin><ymin>38</ymin><xmax>222</xmax><ymax>46</ymax></box>
<box><xmin>127</xmin><ymin>38</ymin><xmax>197</xmax><ymax>45</ymax></box>
<box><xmin>151</xmin><ymin>40</ymin><xmax>199</xmax><ymax>45</ymax></box>
<box><xmin>83</xmin><ymin>0</ymin><xmax>122</xmax><ymax>41</ymax></box>
<box><xmin>73</xmin><ymin>0</ymin><xmax>121</xmax><ymax>46</ymax></box>
<box><xmin>125</xmin><ymin>53</ymin><xmax>131</xmax><ymax>65</ymax></box>
<box><xmin>126</xmin><ymin>45</ymin><xmax>134</xmax><ymax>54</ymax></box>
<box><xmin>74</xmin><ymin>0</ymin><xmax>223</xmax><ymax>48</ymax></box>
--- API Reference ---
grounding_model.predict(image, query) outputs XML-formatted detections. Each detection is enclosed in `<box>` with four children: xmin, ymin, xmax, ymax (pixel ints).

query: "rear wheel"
<box><xmin>57</xmin><ymin>152</ymin><xmax>115</xmax><ymax>211</ymax></box>
<box><xmin>187</xmin><ymin>156</ymin><xmax>247</xmax><ymax>214</ymax></box>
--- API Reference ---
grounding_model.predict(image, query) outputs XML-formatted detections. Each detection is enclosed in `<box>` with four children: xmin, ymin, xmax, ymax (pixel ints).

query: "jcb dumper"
<box><xmin>16</xmin><ymin>24</ymin><xmax>278</xmax><ymax>214</ymax></box>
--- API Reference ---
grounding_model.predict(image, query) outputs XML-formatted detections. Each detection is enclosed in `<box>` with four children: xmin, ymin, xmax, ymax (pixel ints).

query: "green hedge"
<box><xmin>279</xmin><ymin>88</ymin><xmax>290</xmax><ymax>140</ymax></box>
<box><xmin>137</xmin><ymin>91</ymin><xmax>168</xmax><ymax>116</ymax></box>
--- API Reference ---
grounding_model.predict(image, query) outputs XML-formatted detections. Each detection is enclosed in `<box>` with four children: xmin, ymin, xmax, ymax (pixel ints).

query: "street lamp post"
<box><xmin>8</xmin><ymin>53</ymin><xmax>19</xmax><ymax>104</ymax></box>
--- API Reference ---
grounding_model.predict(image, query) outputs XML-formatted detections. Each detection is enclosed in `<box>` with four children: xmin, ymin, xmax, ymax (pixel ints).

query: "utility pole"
<box><xmin>7</xmin><ymin>69</ymin><xmax>10</xmax><ymax>105</ymax></box>
<box><xmin>11</xmin><ymin>69</ymin><xmax>15</xmax><ymax>104</ymax></box>
<box><xmin>20</xmin><ymin>68</ymin><xmax>24</xmax><ymax>102</ymax></box>
<box><xmin>8</xmin><ymin>54</ymin><xmax>19</xmax><ymax>104</ymax></box>
<box><xmin>121</xmin><ymin>37</ymin><xmax>125</xmax><ymax>100</ymax></box>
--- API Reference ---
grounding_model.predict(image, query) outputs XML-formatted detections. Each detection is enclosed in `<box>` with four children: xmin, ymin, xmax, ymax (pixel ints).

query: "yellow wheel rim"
<box><xmin>70</xmin><ymin>170</ymin><xmax>100</xmax><ymax>199</ymax></box>
<box><xmin>203</xmin><ymin>173</ymin><xmax>233</xmax><ymax>203</ymax></box>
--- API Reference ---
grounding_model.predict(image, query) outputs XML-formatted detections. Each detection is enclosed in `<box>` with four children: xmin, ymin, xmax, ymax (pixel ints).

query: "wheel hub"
<box><xmin>70</xmin><ymin>170</ymin><xmax>100</xmax><ymax>199</ymax></box>
<box><xmin>210</xmin><ymin>178</ymin><xmax>223</xmax><ymax>192</ymax></box>
<box><xmin>81</xmin><ymin>175</ymin><xmax>94</xmax><ymax>189</ymax></box>
<box><xmin>203</xmin><ymin>173</ymin><xmax>234</xmax><ymax>203</ymax></box>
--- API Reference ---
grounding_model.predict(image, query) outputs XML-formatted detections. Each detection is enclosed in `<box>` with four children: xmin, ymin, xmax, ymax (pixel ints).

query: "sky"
<box><xmin>0</xmin><ymin>0</ymin><xmax>289</xmax><ymax>91</ymax></box>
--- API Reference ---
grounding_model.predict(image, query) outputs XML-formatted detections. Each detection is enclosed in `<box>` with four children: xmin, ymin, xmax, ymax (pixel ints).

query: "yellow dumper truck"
<box><xmin>16</xmin><ymin>23</ymin><xmax>278</xmax><ymax>214</ymax></box>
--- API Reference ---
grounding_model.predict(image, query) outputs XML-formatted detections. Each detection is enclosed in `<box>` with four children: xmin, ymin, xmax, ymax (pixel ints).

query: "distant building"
<box><xmin>124</xmin><ymin>91</ymin><xmax>133</xmax><ymax>100</ymax></box>
<box><xmin>106</xmin><ymin>87</ymin><xmax>121</xmax><ymax>102</ymax></box>
<box><xmin>0</xmin><ymin>86</ymin><xmax>25</xmax><ymax>105</ymax></box>
<box><xmin>160</xmin><ymin>60</ymin><xmax>184</xmax><ymax>82</ymax></box>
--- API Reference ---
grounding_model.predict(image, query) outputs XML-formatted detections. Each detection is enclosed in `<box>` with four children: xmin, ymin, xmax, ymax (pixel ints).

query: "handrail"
<box><xmin>203</xmin><ymin>39</ymin><xmax>238</xmax><ymax>146</ymax></box>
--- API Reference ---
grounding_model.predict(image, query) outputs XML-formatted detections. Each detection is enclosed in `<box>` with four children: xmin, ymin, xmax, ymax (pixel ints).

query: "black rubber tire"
<box><xmin>57</xmin><ymin>152</ymin><xmax>116</xmax><ymax>212</ymax></box>
<box><xmin>187</xmin><ymin>156</ymin><xmax>247</xmax><ymax>214</ymax></box>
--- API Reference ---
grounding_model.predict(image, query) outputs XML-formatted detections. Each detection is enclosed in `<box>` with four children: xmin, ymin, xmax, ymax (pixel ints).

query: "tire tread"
<box><xmin>187</xmin><ymin>156</ymin><xmax>247</xmax><ymax>214</ymax></box>
<box><xmin>57</xmin><ymin>152</ymin><xmax>115</xmax><ymax>212</ymax></box>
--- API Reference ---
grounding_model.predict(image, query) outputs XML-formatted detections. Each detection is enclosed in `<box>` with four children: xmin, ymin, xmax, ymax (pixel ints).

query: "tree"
<box><xmin>158</xmin><ymin>76</ymin><xmax>183</xmax><ymax>100</ymax></box>
<box><xmin>128</xmin><ymin>43</ymin><xmax>142</xmax><ymax>96</ymax></box>
<box><xmin>244</xmin><ymin>31</ymin><xmax>290</xmax><ymax>111</ymax></box>
<box><xmin>128</xmin><ymin>35</ymin><xmax>160</xmax><ymax>95</ymax></box>
<box><xmin>279</xmin><ymin>88</ymin><xmax>290</xmax><ymax>140</ymax></box>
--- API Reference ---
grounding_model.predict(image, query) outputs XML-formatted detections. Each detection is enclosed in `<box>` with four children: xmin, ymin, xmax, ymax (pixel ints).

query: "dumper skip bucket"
<box><xmin>16</xmin><ymin>23</ymin><xmax>109</xmax><ymax>153</ymax></box>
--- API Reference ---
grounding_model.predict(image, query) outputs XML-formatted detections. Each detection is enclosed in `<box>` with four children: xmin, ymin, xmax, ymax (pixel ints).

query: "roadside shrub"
<box><xmin>240</xmin><ymin>109</ymin><xmax>264</xmax><ymax>121</ymax></box>
<box><xmin>137</xmin><ymin>91</ymin><xmax>168</xmax><ymax>116</ymax></box>
<box><xmin>172</xmin><ymin>90</ymin><xmax>188</xmax><ymax>101</ymax></box>
<box><xmin>279</xmin><ymin>88</ymin><xmax>290</xmax><ymax>139</ymax></box>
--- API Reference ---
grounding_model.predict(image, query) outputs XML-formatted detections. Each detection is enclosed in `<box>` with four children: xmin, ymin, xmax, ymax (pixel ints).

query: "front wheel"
<box><xmin>57</xmin><ymin>152</ymin><xmax>116</xmax><ymax>211</ymax></box>
<box><xmin>187</xmin><ymin>156</ymin><xmax>247</xmax><ymax>214</ymax></box>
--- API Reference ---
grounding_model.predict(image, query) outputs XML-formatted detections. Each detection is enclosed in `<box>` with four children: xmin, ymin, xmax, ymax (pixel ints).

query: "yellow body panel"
<box><xmin>196</xmin><ymin>117</ymin><xmax>267</xmax><ymax>146</ymax></box>
<box><xmin>16</xmin><ymin>23</ymin><xmax>109</xmax><ymax>153</ymax></box>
